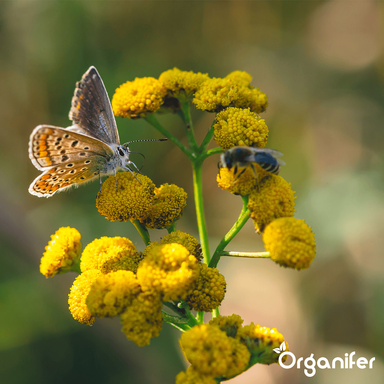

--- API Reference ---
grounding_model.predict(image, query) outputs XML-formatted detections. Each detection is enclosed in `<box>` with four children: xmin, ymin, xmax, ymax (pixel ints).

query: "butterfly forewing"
<box><xmin>69</xmin><ymin>66</ymin><xmax>119</xmax><ymax>145</ymax></box>
<box><xmin>29</xmin><ymin>125</ymin><xmax>114</xmax><ymax>171</ymax></box>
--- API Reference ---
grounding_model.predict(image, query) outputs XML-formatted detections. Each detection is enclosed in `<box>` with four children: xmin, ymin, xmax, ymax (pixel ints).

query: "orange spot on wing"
<box><xmin>40</xmin><ymin>134</ymin><xmax>47</xmax><ymax>140</ymax></box>
<box><xmin>39</xmin><ymin>151</ymin><xmax>48</xmax><ymax>157</ymax></box>
<box><xmin>39</xmin><ymin>145</ymin><xmax>47</xmax><ymax>151</ymax></box>
<box><xmin>41</xmin><ymin>174</ymin><xmax>51</xmax><ymax>180</ymax></box>
<box><xmin>51</xmin><ymin>186</ymin><xmax>59</xmax><ymax>192</ymax></box>
<box><xmin>44</xmin><ymin>157</ymin><xmax>52</xmax><ymax>166</ymax></box>
<box><xmin>37</xmin><ymin>181</ymin><xmax>46</xmax><ymax>186</ymax></box>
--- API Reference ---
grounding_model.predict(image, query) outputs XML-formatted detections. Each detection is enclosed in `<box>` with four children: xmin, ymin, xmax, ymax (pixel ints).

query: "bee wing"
<box><xmin>248</xmin><ymin>147</ymin><xmax>284</xmax><ymax>158</ymax></box>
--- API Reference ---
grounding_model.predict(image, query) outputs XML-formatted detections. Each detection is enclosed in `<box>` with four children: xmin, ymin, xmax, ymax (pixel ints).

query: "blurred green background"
<box><xmin>1</xmin><ymin>1</ymin><xmax>384</xmax><ymax>383</ymax></box>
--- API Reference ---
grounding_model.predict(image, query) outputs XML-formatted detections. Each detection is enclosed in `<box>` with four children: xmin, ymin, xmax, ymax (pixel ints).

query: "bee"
<box><xmin>218</xmin><ymin>146</ymin><xmax>285</xmax><ymax>179</ymax></box>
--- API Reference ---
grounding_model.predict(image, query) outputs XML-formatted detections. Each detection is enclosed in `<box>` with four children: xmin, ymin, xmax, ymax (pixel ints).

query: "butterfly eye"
<box><xmin>118</xmin><ymin>148</ymin><xmax>125</xmax><ymax>157</ymax></box>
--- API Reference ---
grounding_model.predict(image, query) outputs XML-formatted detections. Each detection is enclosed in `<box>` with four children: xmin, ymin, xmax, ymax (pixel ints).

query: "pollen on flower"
<box><xmin>96</xmin><ymin>172</ymin><xmax>155</xmax><ymax>222</ymax></box>
<box><xmin>209</xmin><ymin>314</ymin><xmax>244</xmax><ymax>338</ymax></box>
<box><xmin>236</xmin><ymin>323</ymin><xmax>288</xmax><ymax>365</ymax></box>
<box><xmin>137</xmin><ymin>243</ymin><xmax>199</xmax><ymax>301</ymax></box>
<box><xmin>159</xmin><ymin>68</ymin><xmax>209</xmax><ymax>100</ymax></box>
<box><xmin>186</xmin><ymin>264</ymin><xmax>226</xmax><ymax>312</ymax></box>
<box><xmin>213</xmin><ymin>107</ymin><xmax>268</xmax><ymax>150</ymax></box>
<box><xmin>140</xmin><ymin>183</ymin><xmax>187</xmax><ymax>229</ymax></box>
<box><xmin>86</xmin><ymin>270</ymin><xmax>141</xmax><ymax>318</ymax></box>
<box><xmin>193</xmin><ymin>78</ymin><xmax>239</xmax><ymax>112</ymax></box>
<box><xmin>120</xmin><ymin>292</ymin><xmax>163</xmax><ymax>346</ymax></box>
<box><xmin>248</xmin><ymin>174</ymin><xmax>296</xmax><ymax>233</ymax></box>
<box><xmin>112</xmin><ymin>77</ymin><xmax>167</xmax><ymax>119</ymax></box>
<box><xmin>176</xmin><ymin>366</ymin><xmax>217</xmax><ymax>384</ymax></box>
<box><xmin>40</xmin><ymin>227</ymin><xmax>82</xmax><ymax>278</ymax></box>
<box><xmin>80</xmin><ymin>236</ymin><xmax>142</xmax><ymax>274</ymax></box>
<box><xmin>180</xmin><ymin>324</ymin><xmax>250</xmax><ymax>378</ymax></box>
<box><xmin>263</xmin><ymin>217</ymin><xmax>316</xmax><ymax>270</ymax></box>
<box><xmin>217</xmin><ymin>165</ymin><xmax>271</xmax><ymax>196</ymax></box>
<box><xmin>225</xmin><ymin>71</ymin><xmax>253</xmax><ymax>86</ymax></box>
<box><xmin>68</xmin><ymin>269</ymin><xmax>101</xmax><ymax>326</ymax></box>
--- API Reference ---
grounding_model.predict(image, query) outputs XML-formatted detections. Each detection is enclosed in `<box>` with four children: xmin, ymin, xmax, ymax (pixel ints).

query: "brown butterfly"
<box><xmin>28</xmin><ymin>66</ymin><xmax>165</xmax><ymax>198</ymax></box>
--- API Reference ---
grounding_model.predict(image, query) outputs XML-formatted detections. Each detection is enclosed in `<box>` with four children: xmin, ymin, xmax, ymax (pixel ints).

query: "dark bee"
<box><xmin>218</xmin><ymin>146</ymin><xmax>285</xmax><ymax>178</ymax></box>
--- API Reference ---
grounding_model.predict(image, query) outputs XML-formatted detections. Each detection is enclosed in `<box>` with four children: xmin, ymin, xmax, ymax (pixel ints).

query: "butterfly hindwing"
<box><xmin>69</xmin><ymin>66</ymin><xmax>119</xmax><ymax>145</ymax></box>
<box><xmin>29</xmin><ymin>125</ymin><xmax>115</xmax><ymax>171</ymax></box>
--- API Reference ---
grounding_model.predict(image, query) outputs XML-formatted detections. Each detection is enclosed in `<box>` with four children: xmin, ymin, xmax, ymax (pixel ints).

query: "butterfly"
<box><xmin>28</xmin><ymin>66</ymin><xmax>165</xmax><ymax>198</ymax></box>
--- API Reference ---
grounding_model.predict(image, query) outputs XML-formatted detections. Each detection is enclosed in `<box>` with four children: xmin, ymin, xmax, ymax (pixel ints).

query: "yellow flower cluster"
<box><xmin>213</xmin><ymin>107</ymin><xmax>268</xmax><ymax>149</ymax></box>
<box><xmin>178</xmin><ymin>315</ymin><xmax>288</xmax><ymax>381</ymax></box>
<box><xmin>247</xmin><ymin>174</ymin><xmax>296</xmax><ymax>233</ymax></box>
<box><xmin>96</xmin><ymin>173</ymin><xmax>187</xmax><ymax>229</ymax></box>
<box><xmin>263</xmin><ymin>218</ymin><xmax>316</xmax><ymax>270</ymax></box>
<box><xmin>139</xmin><ymin>183</ymin><xmax>187</xmax><ymax>229</ymax></box>
<box><xmin>80</xmin><ymin>236</ymin><xmax>142</xmax><ymax>274</ymax></box>
<box><xmin>40</xmin><ymin>227</ymin><xmax>82</xmax><ymax>278</ymax></box>
<box><xmin>144</xmin><ymin>230</ymin><xmax>203</xmax><ymax>261</ymax></box>
<box><xmin>186</xmin><ymin>264</ymin><xmax>226</xmax><ymax>312</ymax></box>
<box><xmin>112</xmin><ymin>77</ymin><xmax>167</xmax><ymax>119</ymax></box>
<box><xmin>137</xmin><ymin>243</ymin><xmax>199</xmax><ymax>301</ymax></box>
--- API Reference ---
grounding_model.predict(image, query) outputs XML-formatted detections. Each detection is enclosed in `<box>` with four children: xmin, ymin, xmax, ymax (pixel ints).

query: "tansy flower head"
<box><xmin>159</xmin><ymin>68</ymin><xmax>209</xmax><ymax>101</ymax></box>
<box><xmin>217</xmin><ymin>163</ymin><xmax>271</xmax><ymax>196</ymax></box>
<box><xmin>225</xmin><ymin>70</ymin><xmax>253</xmax><ymax>86</ymax></box>
<box><xmin>209</xmin><ymin>314</ymin><xmax>244</xmax><ymax>338</ymax></box>
<box><xmin>137</xmin><ymin>243</ymin><xmax>199</xmax><ymax>301</ymax></box>
<box><xmin>180</xmin><ymin>324</ymin><xmax>250</xmax><ymax>379</ymax></box>
<box><xmin>96</xmin><ymin>172</ymin><xmax>155</xmax><ymax>222</ymax></box>
<box><xmin>68</xmin><ymin>269</ymin><xmax>101</xmax><ymax>326</ymax></box>
<box><xmin>40</xmin><ymin>227</ymin><xmax>82</xmax><ymax>278</ymax></box>
<box><xmin>186</xmin><ymin>264</ymin><xmax>226</xmax><ymax>312</ymax></box>
<box><xmin>248</xmin><ymin>175</ymin><xmax>296</xmax><ymax>233</ymax></box>
<box><xmin>112</xmin><ymin>77</ymin><xmax>167</xmax><ymax>119</ymax></box>
<box><xmin>176</xmin><ymin>366</ymin><xmax>217</xmax><ymax>384</ymax></box>
<box><xmin>86</xmin><ymin>270</ymin><xmax>141</xmax><ymax>318</ymax></box>
<box><xmin>236</xmin><ymin>323</ymin><xmax>288</xmax><ymax>365</ymax></box>
<box><xmin>120</xmin><ymin>292</ymin><xmax>163</xmax><ymax>346</ymax></box>
<box><xmin>140</xmin><ymin>183</ymin><xmax>187</xmax><ymax>229</ymax></box>
<box><xmin>213</xmin><ymin>107</ymin><xmax>268</xmax><ymax>150</ymax></box>
<box><xmin>80</xmin><ymin>236</ymin><xmax>142</xmax><ymax>274</ymax></box>
<box><xmin>263</xmin><ymin>217</ymin><xmax>316</xmax><ymax>270</ymax></box>
<box><xmin>193</xmin><ymin>78</ymin><xmax>239</xmax><ymax>112</ymax></box>
<box><xmin>144</xmin><ymin>230</ymin><xmax>203</xmax><ymax>261</ymax></box>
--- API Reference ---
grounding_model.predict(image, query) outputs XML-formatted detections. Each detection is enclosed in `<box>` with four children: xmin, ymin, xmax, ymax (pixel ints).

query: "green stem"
<box><xmin>218</xmin><ymin>251</ymin><xmax>270</xmax><ymax>259</ymax></box>
<box><xmin>200</xmin><ymin>147</ymin><xmax>224</xmax><ymax>161</ymax></box>
<box><xmin>162</xmin><ymin>312</ymin><xmax>191</xmax><ymax>332</ymax></box>
<box><xmin>131</xmin><ymin>220</ymin><xmax>151</xmax><ymax>246</ymax></box>
<box><xmin>212</xmin><ymin>307</ymin><xmax>220</xmax><ymax>318</ymax></box>
<box><xmin>180</xmin><ymin>101</ymin><xmax>199</xmax><ymax>152</ymax></box>
<box><xmin>144</xmin><ymin>114</ymin><xmax>195</xmax><ymax>161</ymax></box>
<box><xmin>199</xmin><ymin>123</ymin><xmax>215</xmax><ymax>153</ymax></box>
<box><xmin>166</xmin><ymin>222</ymin><xmax>177</xmax><ymax>234</ymax></box>
<box><xmin>196</xmin><ymin>311</ymin><xmax>205</xmax><ymax>324</ymax></box>
<box><xmin>192</xmin><ymin>159</ymin><xmax>210</xmax><ymax>264</ymax></box>
<box><xmin>209</xmin><ymin>196</ymin><xmax>250</xmax><ymax>268</ymax></box>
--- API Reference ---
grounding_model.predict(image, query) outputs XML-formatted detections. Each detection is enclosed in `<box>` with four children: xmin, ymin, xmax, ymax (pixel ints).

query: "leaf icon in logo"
<box><xmin>273</xmin><ymin>348</ymin><xmax>281</xmax><ymax>354</ymax></box>
<box><xmin>280</xmin><ymin>341</ymin><xmax>286</xmax><ymax>351</ymax></box>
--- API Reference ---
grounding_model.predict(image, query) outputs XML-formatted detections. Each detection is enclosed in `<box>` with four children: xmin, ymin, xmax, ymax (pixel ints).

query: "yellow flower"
<box><xmin>86</xmin><ymin>270</ymin><xmax>141</xmax><ymax>318</ymax></box>
<box><xmin>144</xmin><ymin>230</ymin><xmax>203</xmax><ymax>261</ymax></box>
<box><xmin>137</xmin><ymin>243</ymin><xmax>199</xmax><ymax>301</ymax></box>
<box><xmin>224</xmin><ymin>72</ymin><xmax>268</xmax><ymax>114</ymax></box>
<box><xmin>80</xmin><ymin>236</ymin><xmax>142</xmax><ymax>274</ymax></box>
<box><xmin>112</xmin><ymin>77</ymin><xmax>167</xmax><ymax>119</ymax></box>
<box><xmin>263</xmin><ymin>218</ymin><xmax>316</xmax><ymax>270</ymax></box>
<box><xmin>140</xmin><ymin>183</ymin><xmax>187</xmax><ymax>229</ymax></box>
<box><xmin>236</xmin><ymin>323</ymin><xmax>288</xmax><ymax>365</ymax></box>
<box><xmin>193</xmin><ymin>78</ymin><xmax>238</xmax><ymax>112</ymax></box>
<box><xmin>209</xmin><ymin>314</ymin><xmax>244</xmax><ymax>338</ymax></box>
<box><xmin>40</xmin><ymin>227</ymin><xmax>82</xmax><ymax>278</ymax></box>
<box><xmin>120</xmin><ymin>292</ymin><xmax>163</xmax><ymax>346</ymax></box>
<box><xmin>248</xmin><ymin>174</ymin><xmax>296</xmax><ymax>233</ymax></box>
<box><xmin>217</xmin><ymin>163</ymin><xmax>271</xmax><ymax>196</ymax></box>
<box><xmin>180</xmin><ymin>324</ymin><xmax>250</xmax><ymax>378</ymax></box>
<box><xmin>159</xmin><ymin>67</ymin><xmax>209</xmax><ymax>100</ymax></box>
<box><xmin>68</xmin><ymin>269</ymin><xmax>101</xmax><ymax>326</ymax></box>
<box><xmin>213</xmin><ymin>107</ymin><xmax>268</xmax><ymax>150</ymax></box>
<box><xmin>186</xmin><ymin>264</ymin><xmax>226</xmax><ymax>312</ymax></box>
<box><xmin>176</xmin><ymin>367</ymin><xmax>216</xmax><ymax>384</ymax></box>
<box><xmin>96</xmin><ymin>172</ymin><xmax>155</xmax><ymax>222</ymax></box>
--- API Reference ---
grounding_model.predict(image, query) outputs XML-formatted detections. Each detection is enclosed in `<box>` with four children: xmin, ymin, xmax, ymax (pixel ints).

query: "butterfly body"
<box><xmin>28</xmin><ymin>67</ymin><xmax>139</xmax><ymax>198</ymax></box>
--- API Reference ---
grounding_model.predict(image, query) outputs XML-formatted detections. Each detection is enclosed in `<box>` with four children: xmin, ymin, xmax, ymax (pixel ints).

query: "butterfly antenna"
<box><xmin>128</xmin><ymin>151</ymin><xmax>146</xmax><ymax>171</ymax></box>
<box><xmin>123</xmin><ymin>138</ymin><xmax>168</xmax><ymax>147</ymax></box>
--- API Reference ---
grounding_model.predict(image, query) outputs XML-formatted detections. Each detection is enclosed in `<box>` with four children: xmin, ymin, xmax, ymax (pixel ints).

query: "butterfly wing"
<box><xmin>69</xmin><ymin>66</ymin><xmax>120</xmax><ymax>145</ymax></box>
<box><xmin>29</xmin><ymin>125</ymin><xmax>114</xmax><ymax>171</ymax></box>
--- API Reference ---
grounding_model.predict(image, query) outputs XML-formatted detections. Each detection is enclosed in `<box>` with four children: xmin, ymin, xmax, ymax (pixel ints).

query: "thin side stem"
<box><xmin>199</xmin><ymin>123</ymin><xmax>215</xmax><ymax>153</ymax></box>
<box><xmin>192</xmin><ymin>160</ymin><xmax>210</xmax><ymax>264</ymax></box>
<box><xmin>218</xmin><ymin>251</ymin><xmax>271</xmax><ymax>259</ymax></box>
<box><xmin>200</xmin><ymin>147</ymin><xmax>224</xmax><ymax>161</ymax></box>
<box><xmin>131</xmin><ymin>220</ymin><xmax>151</xmax><ymax>246</ymax></box>
<box><xmin>145</xmin><ymin>114</ymin><xmax>195</xmax><ymax>161</ymax></box>
<box><xmin>180</xmin><ymin>101</ymin><xmax>199</xmax><ymax>152</ymax></box>
<box><xmin>209</xmin><ymin>196</ymin><xmax>250</xmax><ymax>268</ymax></box>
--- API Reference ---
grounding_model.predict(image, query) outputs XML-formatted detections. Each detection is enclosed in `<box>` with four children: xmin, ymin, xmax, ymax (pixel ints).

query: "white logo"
<box><xmin>274</xmin><ymin>342</ymin><xmax>376</xmax><ymax>378</ymax></box>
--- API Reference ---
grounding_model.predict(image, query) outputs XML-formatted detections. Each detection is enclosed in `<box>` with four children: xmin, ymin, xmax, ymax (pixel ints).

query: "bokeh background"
<box><xmin>1</xmin><ymin>1</ymin><xmax>384</xmax><ymax>383</ymax></box>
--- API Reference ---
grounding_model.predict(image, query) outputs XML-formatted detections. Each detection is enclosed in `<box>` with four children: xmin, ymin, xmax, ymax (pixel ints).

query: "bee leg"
<box><xmin>217</xmin><ymin>163</ymin><xmax>222</xmax><ymax>179</ymax></box>
<box><xmin>234</xmin><ymin>168</ymin><xmax>246</xmax><ymax>182</ymax></box>
<box><xmin>250</xmin><ymin>164</ymin><xmax>259</xmax><ymax>192</ymax></box>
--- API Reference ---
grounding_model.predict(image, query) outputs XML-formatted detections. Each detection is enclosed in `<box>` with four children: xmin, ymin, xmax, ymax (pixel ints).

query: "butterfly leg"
<box><xmin>128</xmin><ymin>160</ymin><xmax>143</xmax><ymax>175</ymax></box>
<box><xmin>114</xmin><ymin>169</ymin><xmax>119</xmax><ymax>192</ymax></box>
<box><xmin>122</xmin><ymin>165</ymin><xmax>142</xmax><ymax>184</ymax></box>
<box><xmin>97</xmin><ymin>171</ymin><xmax>102</xmax><ymax>198</ymax></box>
